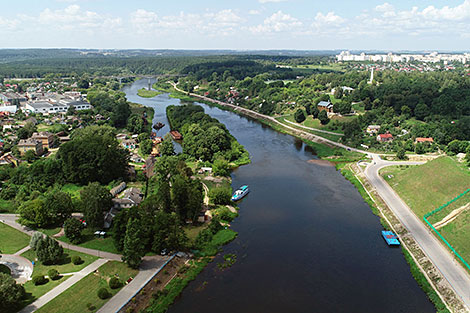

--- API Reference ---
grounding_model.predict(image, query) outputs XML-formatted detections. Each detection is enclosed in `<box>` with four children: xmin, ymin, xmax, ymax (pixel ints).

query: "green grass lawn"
<box><xmin>37</xmin><ymin>227</ymin><xmax>62</xmax><ymax>237</ymax></box>
<box><xmin>22</xmin><ymin>275</ymin><xmax>70</xmax><ymax>307</ymax></box>
<box><xmin>58</xmin><ymin>228</ymin><xmax>120</xmax><ymax>254</ymax></box>
<box><xmin>21</xmin><ymin>248</ymin><xmax>98</xmax><ymax>276</ymax></box>
<box><xmin>61</xmin><ymin>183</ymin><xmax>84</xmax><ymax>199</ymax></box>
<box><xmin>0</xmin><ymin>222</ymin><xmax>31</xmax><ymax>254</ymax></box>
<box><xmin>36</xmin><ymin>261</ymin><xmax>138</xmax><ymax>313</ymax></box>
<box><xmin>137</xmin><ymin>88</ymin><xmax>161</xmax><ymax>98</ymax></box>
<box><xmin>381</xmin><ymin>156</ymin><xmax>470</xmax><ymax>218</ymax></box>
<box><xmin>439</xmin><ymin>211</ymin><xmax>470</xmax><ymax>265</ymax></box>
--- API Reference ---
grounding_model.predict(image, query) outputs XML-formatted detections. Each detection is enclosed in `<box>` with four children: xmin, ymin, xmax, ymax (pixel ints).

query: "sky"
<box><xmin>1</xmin><ymin>0</ymin><xmax>470</xmax><ymax>51</ymax></box>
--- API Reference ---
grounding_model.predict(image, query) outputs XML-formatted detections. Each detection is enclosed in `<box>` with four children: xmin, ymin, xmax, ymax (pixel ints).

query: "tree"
<box><xmin>80</xmin><ymin>182</ymin><xmax>113</xmax><ymax>229</ymax></box>
<box><xmin>30</xmin><ymin>232</ymin><xmax>45</xmax><ymax>250</ymax></box>
<box><xmin>57</xmin><ymin>126</ymin><xmax>129</xmax><ymax>185</ymax></box>
<box><xmin>35</xmin><ymin>236</ymin><xmax>64</xmax><ymax>265</ymax></box>
<box><xmin>396</xmin><ymin>148</ymin><xmax>407</xmax><ymax>160</ymax></box>
<box><xmin>77</xmin><ymin>79</ymin><xmax>89</xmax><ymax>89</ymax></box>
<box><xmin>64</xmin><ymin>218</ymin><xmax>83</xmax><ymax>244</ymax></box>
<box><xmin>140</xmin><ymin>139</ymin><xmax>153</xmax><ymax>155</ymax></box>
<box><xmin>294</xmin><ymin>109</ymin><xmax>306</xmax><ymax>123</ymax></box>
<box><xmin>18</xmin><ymin>198</ymin><xmax>52</xmax><ymax>228</ymax></box>
<box><xmin>0</xmin><ymin>273</ymin><xmax>25</xmax><ymax>311</ymax></box>
<box><xmin>152</xmin><ymin>211</ymin><xmax>187</xmax><ymax>253</ymax></box>
<box><xmin>44</xmin><ymin>191</ymin><xmax>74</xmax><ymax>225</ymax></box>
<box><xmin>415</xmin><ymin>142</ymin><xmax>426</xmax><ymax>154</ymax></box>
<box><xmin>126</xmin><ymin>114</ymin><xmax>145</xmax><ymax>134</ymax></box>
<box><xmin>414</xmin><ymin>103</ymin><xmax>429</xmax><ymax>121</ymax></box>
<box><xmin>213</xmin><ymin>158</ymin><xmax>230</xmax><ymax>176</ymax></box>
<box><xmin>310</xmin><ymin>104</ymin><xmax>319</xmax><ymax>118</ymax></box>
<box><xmin>209</xmin><ymin>187</ymin><xmax>232</xmax><ymax>205</ymax></box>
<box><xmin>24</xmin><ymin>150</ymin><xmax>37</xmax><ymax>162</ymax></box>
<box><xmin>318</xmin><ymin>110</ymin><xmax>330</xmax><ymax>125</ymax></box>
<box><xmin>122</xmin><ymin>218</ymin><xmax>145</xmax><ymax>269</ymax></box>
<box><xmin>160</xmin><ymin>134</ymin><xmax>175</xmax><ymax>157</ymax></box>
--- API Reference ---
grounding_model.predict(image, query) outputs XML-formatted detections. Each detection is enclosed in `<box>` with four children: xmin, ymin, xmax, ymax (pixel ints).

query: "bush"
<box><xmin>209</xmin><ymin>187</ymin><xmax>232</xmax><ymax>205</ymax></box>
<box><xmin>30</xmin><ymin>232</ymin><xmax>45</xmax><ymax>250</ymax></box>
<box><xmin>72</xmin><ymin>256</ymin><xmax>83</xmax><ymax>265</ymax></box>
<box><xmin>97</xmin><ymin>287</ymin><xmax>111</xmax><ymax>299</ymax></box>
<box><xmin>109</xmin><ymin>277</ymin><xmax>122</xmax><ymax>289</ymax></box>
<box><xmin>32</xmin><ymin>275</ymin><xmax>48</xmax><ymax>286</ymax></box>
<box><xmin>36</xmin><ymin>236</ymin><xmax>64</xmax><ymax>265</ymax></box>
<box><xmin>294</xmin><ymin>109</ymin><xmax>306</xmax><ymax>123</ymax></box>
<box><xmin>64</xmin><ymin>218</ymin><xmax>83</xmax><ymax>244</ymax></box>
<box><xmin>47</xmin><ymin>269</ymin><xmax>60</xmax><ymax>280</ymax></box>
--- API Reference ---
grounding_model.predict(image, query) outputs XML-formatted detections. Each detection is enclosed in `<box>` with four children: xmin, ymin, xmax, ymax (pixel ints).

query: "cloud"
<box><xmin>249</xmin><ymin>10</ymin><xmax>261</xmax><ymax>15</ymax></box>
<box><xmin>314</xmin><ymin>12</ymin><xmax>344</xmax><ymax>24</ymax></box>
<box><xmin>250</xmin><ymin>10</ymin><xmax>301</xmax><ymax>33</ymax></box>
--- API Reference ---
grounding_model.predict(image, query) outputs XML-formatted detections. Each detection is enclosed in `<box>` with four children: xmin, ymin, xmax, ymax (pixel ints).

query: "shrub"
<box><xmin>36</xmin><ymin>236</ymin><xmax>64</xmax><ymax>265</ymax></box>
<box><xmin>97</xmin><ymin>287</ymin><xmax>111</xmax><ymax>299</ymax></box>
<box><xmin>32</xmin><ymin>275</ymin><xmax>48</xmax><ymax>286</ymax></box>
<box><xmin>209</xmin><ymin>187</ymin><xmax>232</xmax><ymax>205</ymax></box>
<box><xmin>47</xmin><ymin>269</ymin><xmax>60</xmax><ymax>280</ymax></box>
<box><xmin>64</xmin><ymin>218</ymin><xmax>83</xmax><ymax>244</ymax></box>
<box><xmin>109</xmin><ymin>277</ymin><xmax>122</xmax><ymax>289</ymax></box>
<box><xmin>72</xmin><ymin>256</ymin><xmax>83</xmax><ymax>265</ymax></box>
<box><xmin>86</xmin><ymin>303</ymin><xmax>96</xmax><ymax>311</ymax></box>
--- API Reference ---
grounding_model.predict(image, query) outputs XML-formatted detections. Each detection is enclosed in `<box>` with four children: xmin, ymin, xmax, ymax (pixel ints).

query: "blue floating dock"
<box><xmin>382</xmin><ymin>231</ymin><xmax>400</xmax><ymax>246</ymax></box>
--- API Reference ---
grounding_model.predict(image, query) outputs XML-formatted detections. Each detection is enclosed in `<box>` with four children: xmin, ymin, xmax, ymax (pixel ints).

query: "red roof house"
<box><xmin>377</xmin><ymin>133</ymin><xmax>394</xmax><ymax>142</ymax></box>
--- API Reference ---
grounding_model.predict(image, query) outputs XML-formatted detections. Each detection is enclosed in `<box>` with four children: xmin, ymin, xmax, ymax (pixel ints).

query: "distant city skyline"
<box><xmin>1</xmin><ymin>0</ymin><xmax>470</xmax><ymax>50</ymax></box>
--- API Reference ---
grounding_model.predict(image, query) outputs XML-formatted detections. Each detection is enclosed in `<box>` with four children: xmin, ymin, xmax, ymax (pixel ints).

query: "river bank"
<box><xmin>152</xmin><ymin>81</ymin><xmax>461</xmax><ymax>313</ymax></box>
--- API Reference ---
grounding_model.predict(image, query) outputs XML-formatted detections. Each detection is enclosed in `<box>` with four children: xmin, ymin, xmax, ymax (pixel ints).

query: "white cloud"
<box><xmin>375</xmin><ymin>3</ymin><xmax>394</xmax><ymax>12</ymax></box>
<box><xmin>250</xmin><ymin>10</ymin><xmax>301</xmax><ymax>33</ymax></box>
<box><xmin>314</xmin><ymin>12</ymin><xmax>344</xmax><ymax>24</ymax></box>
<box><xmin>249</xmin><ymin>10</ymin><xmax>261</xmax><ymax>15</ymax></box>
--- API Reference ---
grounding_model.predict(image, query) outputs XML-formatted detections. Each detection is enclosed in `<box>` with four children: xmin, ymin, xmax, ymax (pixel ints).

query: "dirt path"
<box><xmin>226</xmin><ymin>205</ymin><xmax>237</xmax><ymax>213</ymax></box>
<box><xmin>202</xmin><ymin>183</ymin><xmax>210</xmax><ymax>206</ymax></box>
<box><xmin>434</xmin><ymin>203</ymin><xmax>470</xmax><ymax>230</ymax></box>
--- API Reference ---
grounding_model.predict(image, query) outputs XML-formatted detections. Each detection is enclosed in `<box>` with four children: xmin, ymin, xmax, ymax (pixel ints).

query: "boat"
<box><xmin>231</xmin><ymin>185</ymin><xmax>249</xmax><ymax>201</ymax></box>
<box><xmin>153</xmin><ymin>122</ymin><xmax>165</xmax><ymax>130</ymax></box>
<box><xmin>382</xmin><ymin>231</ymin><xmax>400</xmax><ymax>246</ymax></box>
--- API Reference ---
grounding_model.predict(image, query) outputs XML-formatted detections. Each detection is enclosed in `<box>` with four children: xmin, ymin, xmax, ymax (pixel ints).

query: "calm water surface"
<box><xmin>124</xmin><ymin>79</ymin><xmax>434</xmax><ymax>313</ymax></box>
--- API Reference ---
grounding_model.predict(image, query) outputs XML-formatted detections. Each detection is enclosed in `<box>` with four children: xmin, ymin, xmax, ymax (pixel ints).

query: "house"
<box><xmin>130</xmin><ymin>153</ymin><xmax>143</xmax><ymax>163</ymax></box>
<box><xmin>366</xmin><ymin>125</ymin><xmax>381</xmax><ymax>135</ymax></box>
<box><xmin>317</xmin><ymin>101</ymin><xmax>334</xmax><ymax>113</ymax></box>
<box><xmin>198</xmin><ymin>167</ymin><xmax>213</xmax><ymax>174</ymax></box>
<box><xmin>116</xmin><ymin>133</ymin><xmax>127</xmax><ymax>141</ymax></box>
<box><xmin>31</xmin><ymin>132</ymin><xmax>54</xmax><ymax>149</ymax></box>
<box><xmin>112</xmin><ymin>187</ymin><xmax>143</xmax><ymax>209</ymax></box>
<box><xmin>415</xmin><ymin>137</ymin><xmax>434</xmax><ymax>144</ymax></box>
<box><xmin>103</xmin><ymin>208</ymin><xmax>120</xmax><ymax>229</ymax></box>
<box><xmin>122</xmin><ymin>139</ymin><xmax>137</xmax><ymax>150</ymax></box>
<box><xmin>377</xmin><ymin>133</ymin><xmax>394</xmax><ymax>142</ymax></box>
<box><xmin>17</xmin><ymin>139</ymin><xmax>43</xmax><ymax>155</ymax></box>
<box><xmin>169</xmin><ymin>130</ymin><xmax>183</xmax><ymax>140</ymax></box>
<box><xmin>110</xmin><ymin>182</ymin><xmax>126</xmax><ymax>197</ymax></box>
<box><xmin>0</xmin><ymin>152</ymin><xmax>19</xmax><ymax>167</ymax></box>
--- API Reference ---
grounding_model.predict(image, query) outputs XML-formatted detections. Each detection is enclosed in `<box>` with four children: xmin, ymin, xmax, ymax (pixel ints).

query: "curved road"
<box><xmin>365</xmin><ymin>155</ymin><xmax>470</xmax><ymax>309</ymax></box>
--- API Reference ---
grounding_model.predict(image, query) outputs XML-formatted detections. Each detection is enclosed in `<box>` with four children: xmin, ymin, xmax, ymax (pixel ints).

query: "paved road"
<box><xmin>0</xmin><ymin>254</ymin><xmax>33</xmax><ymax>284</ymax></box>
<box><xmin>19</xmin><ymin>259</ymin><xmax>109</xmax><ymax>313</ymax></box>
<box><xmin>0</xmin><ymin>214</ymin><xmax>122</xmax><ymax>261</ymax></box>
<box><xmin>97</xmin><ymin>255</ymin><xmax>173</xmax><ymax>313</ymax></box>
<box><xmin>283</xmin><ymin>118</ymin><xmax>344</xmax><ymax>136</ymax></box>
<box><xmin>364</xmin><ymin>155</ymin><xmax>470</xmax><ymax>309</ymax></box>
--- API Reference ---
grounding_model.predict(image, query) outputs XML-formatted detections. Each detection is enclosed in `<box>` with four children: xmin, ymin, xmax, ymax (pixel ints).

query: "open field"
<box><xmin>21</xmin><ymin>248</ymin><xmax>98</xmax><ymax>276</ymax></box>
<box><xmin>22</xmin><ymin>276</ymin><xmax>70</xmax><ymax>307</ymax></box>
<box><xmin>60</xmin><ymin>183</ymin><xmax>84</xmax><ymax>199</ymax></box>
<box><xmin>58</xmin><ymin>229</ymin><xmax>120</xmax><ymax>254</ymax></box>
<box><xmin>35</xmin><ymin>261</ymin><xmax>138</xmax><ymax>313</ymax></box>
<box><xmin>381</xmin><ymin>156</ymin><xmax>470</xmax><ymax>218</ymax></box>
<box><xmin>0</xmin><ymin>222</ymin><xmax>31</xmax><ymax>254</ymax></box>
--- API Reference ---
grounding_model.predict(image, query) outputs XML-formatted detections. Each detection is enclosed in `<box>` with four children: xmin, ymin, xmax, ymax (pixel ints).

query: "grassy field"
<box><xmin>22</xmin><ymin>276</ymin><xmax>70</xmax><ymax>307</ymax></box>
<box><xmin>36</xmin><ymin>261</ymin><xmax>138</xmax><ymax>313</ymax></box>
<box><xmin>0</xmin><ymin>222</ymin><xmax>31</xmax><ymax>254</ymax></box>
<box><xmin>137</xmin><ymin>88</ymin><xmax>161</xmax><ymax>98</ymax></box>
<box><xmin>58</xmin><ymin>229</ymin><xmax>120</xmax><ymax>254</ymax></box>
<box><xmin>61</xmin><ymin>183</ymin><xmax>84</xmax><ymax>199</ymax></box>
<box><xmin>282</xmin><ymin>114</ymin><xmax>351</xmax><ymax>135</ymax></box>
<box><xmin>21</xmin><ymin>248</ymin><xmax>98</xmax><ymax>276</ymax></box>
<box><xmin>381</xmin><ymin>156</ymin><xmax>470</xmax><ymax>218</ymax></box>
<box><xmin>293</xmin><ymin>63</ymin><xmax>345</xmax><ymax>72</ymax></box>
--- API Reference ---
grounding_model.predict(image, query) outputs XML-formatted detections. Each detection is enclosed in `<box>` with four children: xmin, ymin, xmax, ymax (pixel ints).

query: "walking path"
<box><xmin>97</xmin><ymin>255</ymin><xmax>173</xmax><ymax>313</ymax></box>
<box><xmin>364</xmin><ymin>155</ymin><xmax>470</xmax><ymax>309</ymax></box>
<box><xmin>19</xmin><ymin>259</ymin><xmax>108</xmax><ymax>313</ymax></box>
<box><xmin>434</xmin><ymin>203</ymin><xmax>470</xmax><ymax>230</ymax></box>
<box><xmin>0</xmin><ymin>254</ymin><xmax>33</xmax><ymax>284</ymax></box>
<box><xmin>0</xmin><ymin>214</ymin><xmax>122</xmax><ymax>261</ymax></box>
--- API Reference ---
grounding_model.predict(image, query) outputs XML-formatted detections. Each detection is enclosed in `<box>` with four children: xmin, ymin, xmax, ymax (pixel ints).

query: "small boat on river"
<box><xmin>153</xmin><ymin>122</ymin><xmax>165</xmax><ymax>130</ymax></box>
<box><xmin>382</xmin><ymin>231</ymin><xmax>400</xmax><ymax>246</ymax></box>
<box><xmin>231</xmin><ymin>185</ymin><xmax>249</xmax><ymax>201</ymax></box>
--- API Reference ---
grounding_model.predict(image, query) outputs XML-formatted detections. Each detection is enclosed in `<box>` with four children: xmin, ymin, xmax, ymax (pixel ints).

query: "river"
<box><xmin>123</xmin><ymin>79</ymin><xmax>434</xmax><ymax>313</ymax></box>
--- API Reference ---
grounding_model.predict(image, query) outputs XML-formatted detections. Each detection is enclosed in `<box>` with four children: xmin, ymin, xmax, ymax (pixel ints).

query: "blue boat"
<box><xmin>231</xmin><ymin>185</ymin><xmax>249</xmax><ymax>201</ymax></box>
<box><xmin>382</xmin><ymin>231</ymin><xmax>400</xmax><ymax>246</ymax></box>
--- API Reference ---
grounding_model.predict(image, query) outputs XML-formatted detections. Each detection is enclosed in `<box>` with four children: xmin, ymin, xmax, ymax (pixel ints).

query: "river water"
<box><xmin>123</xmin><ymin>79</ymin><xmax>434</xmax><ymax>313</ymax></box>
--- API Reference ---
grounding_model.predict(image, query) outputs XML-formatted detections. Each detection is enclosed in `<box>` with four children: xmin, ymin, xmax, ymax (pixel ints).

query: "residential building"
<box><xmin>112</xmin><ymin>187</ymin><xmax>143</xmax><ymax>209</ymax></box>
<box><xmin>31</xmin><ymin>132</ymin><xmax>54</xmax><ymax>149</ymax></box>
<box><xmin>377</xmin><ymin>133</ymin><xmax>394</xmax><ymax>142</ymax></box>
<box><xmin>110</xmin><ymin>182</ymin><xmax>126</xmax><ymax>197</ymax></box>
<box><xmin>0</xmin><ymin>152</ymin><xmax>19</xmax><ymax>166</ymax></box>
<box><xmin>17</xmin><ymin>139</ymin><xmax>43</xmax><ymax>155</ymax></box>
<box><xmin>317</xmin><ymin>101</ymin><xmax>334</xmax><ymax>113</ymax></box>
<box><xmin>415</xmin><ymin>137</ymin><xmax>434</xmax><ymax>144</ymax></box>
<box><xmin>366</xmin><ymin>125</ymin><xmax>381</xmax><ymax>135</ymax></box>
<box><xmin>122</xmin><ymin>139</ymin><xmax>137</xmax><ymax>150</ymax></box>
<box><xmin>169</xmin><ymin>130</ymin><xmax>183</xmax><ymax>140</ymax></box>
